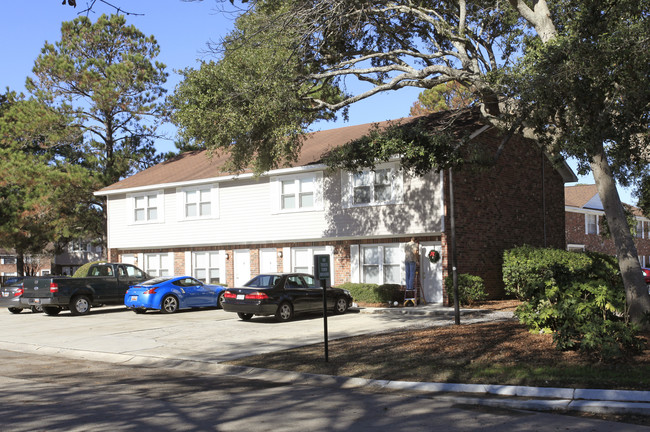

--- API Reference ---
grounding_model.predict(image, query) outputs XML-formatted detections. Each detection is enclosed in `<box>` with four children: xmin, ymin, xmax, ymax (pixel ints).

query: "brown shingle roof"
<box><xmin>96</xmin><ymin>109</ymin><xmax>576</xmax><ymax>194</ymax></box>
<box><xmin>97</xmin><ymin>110</ymin><xmax>488</xmax><ymax>194</ymax></box>
<box><xmin>565</xmin><ymin>184</ymin><xmax>647</xmax><ymax>217</ymax></box>
<box><xmin>565</xmin><ymin>184</ymin><xmax>599</xmax><ymax>208</ymax></box>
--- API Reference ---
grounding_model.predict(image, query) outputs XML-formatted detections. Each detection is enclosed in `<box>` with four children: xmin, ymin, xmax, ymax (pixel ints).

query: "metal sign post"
<box><xmin>313</xmin><ymin>254</ymin><xmax>331</xmax><ymax>362</ymax></box>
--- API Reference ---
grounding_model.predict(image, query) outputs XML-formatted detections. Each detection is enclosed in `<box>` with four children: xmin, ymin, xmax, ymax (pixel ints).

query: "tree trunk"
<box><xmin>591</xmin><ymin>146</ymin><xmax>650</xmax><ymax>325</ymax></box>
<box><xmin>16</xmin><ymin>251</ymin><xmax>24</xmax><ymax>277</ymax></box>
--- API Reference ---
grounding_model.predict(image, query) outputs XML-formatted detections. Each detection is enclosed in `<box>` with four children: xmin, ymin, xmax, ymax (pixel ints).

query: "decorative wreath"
<box><xmin>428</xmin><ymin>249</ymin><xmax>441</xmax><ymax>264</ymax></box>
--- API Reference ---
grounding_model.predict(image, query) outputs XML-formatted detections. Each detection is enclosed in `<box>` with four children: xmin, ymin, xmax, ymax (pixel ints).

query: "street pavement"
<box><xmin>0</xmin><ymin>303</ymin><xmax>649</xmax><ymax>420</ymax></box>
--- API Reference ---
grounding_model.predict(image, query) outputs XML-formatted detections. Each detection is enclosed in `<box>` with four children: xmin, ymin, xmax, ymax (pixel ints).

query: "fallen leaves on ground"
<box><xmin>226</xmin><ymin>301</ymin><xmax>650</xmax><ymax>390</ymax></box>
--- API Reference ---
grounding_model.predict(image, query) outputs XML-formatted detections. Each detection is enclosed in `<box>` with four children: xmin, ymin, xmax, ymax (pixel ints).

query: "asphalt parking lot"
<box><xmin>0</xmin><ymin>305</ymin><xmax>438</xmax><ymax>364</ymax></box>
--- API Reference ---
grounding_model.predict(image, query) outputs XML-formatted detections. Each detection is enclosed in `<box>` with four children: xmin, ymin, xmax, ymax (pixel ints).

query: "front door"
<box><xmin>420</xmin><ymin>243</ymin><xmax>443</xmax><ymax>303</ymax></box>
<box><xmin>234</xmin><ymin>249</ymin><xmax>251</xmax><ymax>287</ymax></box>
<box><xmin>260</xmin><ymin>248</ymin><xmax>278</xmax><ymax>273</ymax></box>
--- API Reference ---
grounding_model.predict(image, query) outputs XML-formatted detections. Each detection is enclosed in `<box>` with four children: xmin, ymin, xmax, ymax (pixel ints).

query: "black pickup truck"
<box><xmin>21</xmin><ymin>263</ymin><xmax>149</xmax><ymax>316</ymax></box>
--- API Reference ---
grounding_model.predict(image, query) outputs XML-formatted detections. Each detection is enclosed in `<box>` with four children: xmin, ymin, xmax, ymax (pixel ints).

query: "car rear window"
<box><xmin>141</xmin><ymin>277</ymin><xmax>172</xmax><ymax>286</ymax></box>
<box><xmin>245</xmin><ymin>275</ymin><xmax>280</xmax><ymax>288</ymax></box>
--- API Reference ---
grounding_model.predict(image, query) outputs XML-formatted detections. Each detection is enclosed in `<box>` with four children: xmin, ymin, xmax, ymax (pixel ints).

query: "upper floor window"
<box><xmin>343</xmin><ymin>163</ymin><xmax>403</xmax><ymax>208</ymax></box>
<box><xmin>636</xmin><ymin>220</ymin><xmax>644</xmax><ymax>239</ymax></box>
<box><xmin>353</xmin><ymin>169</ymin><xmax>392</xmax><ymax>204</ymax></box>
<box><xmin>271</xmin><ymin>172</ymin><xmax>323</xmax><ymax>213</ymax></box>
<box><xmin>585</xmin><ymin>214</ymin><xmax>598</xmax><ymax>235</ymax></box>
<box><xmin>129</xmin><ymin>191</ymin><xmax>164</xmax><ymax>224</ymax></box>
<box><xmin>179</xmin><ymin>185</ymin><xmax>218</xmax><ymax>220</ymax></box>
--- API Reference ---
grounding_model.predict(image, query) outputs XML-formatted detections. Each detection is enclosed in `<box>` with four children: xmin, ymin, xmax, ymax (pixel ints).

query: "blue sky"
<box><xmin>0</xmin><ymin>0</ymin><xmax>636</xmax><ymax>204</ymax></box>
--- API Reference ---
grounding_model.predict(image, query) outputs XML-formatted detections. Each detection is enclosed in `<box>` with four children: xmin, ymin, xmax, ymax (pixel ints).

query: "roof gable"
<box><xmin>565</xmin><ymin>184</ymin><xmax>601</xmax><ymax>209</ymax></box>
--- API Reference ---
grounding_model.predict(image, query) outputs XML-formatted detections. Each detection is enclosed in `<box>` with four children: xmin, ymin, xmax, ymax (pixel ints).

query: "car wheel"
<box><xmin>161</xmin><ymin>295</ymin><xmax>179</xmax><ymax>314</ymax></box>
<box><xmin>218</xmin><ymin>292</ymin><xmax>225</xmax><ymax>309</ymax></box>
<box><xmin>133</xmin><ymin>308</ymin><xmax>146</xmax><ymax>314</ymax></box>
<box><xmin>31</xmin><ymin>305</ymin><xmax>43</xmax><ymax>313</ymax></box>
<box><xmin>237</xmin><ymin>313</ymin><xmax>253</xmax><ymax>321</ymax></box>
<box><xmin>333</xmin><ymin>297</ymin><xmax>349</xmax><ymax>314</ymax></box>
<box><xmin>8</xmin><ymin>307</ymin><xmax>22</xmax><ymax>314</ymax></box>
<box><xmin>43</xmin><ymin>306</ymin><xmax>61</xmax><ymax>316</ymax></box>
<box><xmin>70</xmin><ymin>295</ymin><xmax>91</xmax><ymax>316</ymax></box>
<box><xmin>275</xmin><ymin>302</ymin><xmax>294</xmax><ymax>322</ymax></box>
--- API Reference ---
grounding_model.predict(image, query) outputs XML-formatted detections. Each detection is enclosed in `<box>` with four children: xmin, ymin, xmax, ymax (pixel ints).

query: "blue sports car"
<box><xmin>125</xmin><ymin>276</ymin><xmax>226</xmax><ymax>314</ymax></box>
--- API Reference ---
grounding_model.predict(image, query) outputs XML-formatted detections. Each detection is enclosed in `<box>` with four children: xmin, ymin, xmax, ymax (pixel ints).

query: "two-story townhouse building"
<box><xmin>95</xmin><ymin>110</ymin><xmax>577</xmax><ymax>303</ymax></box>
<box><xmin>565</xmin><ymin>184</ymin><xmax>650</xmax><ymax>265</ymax></box>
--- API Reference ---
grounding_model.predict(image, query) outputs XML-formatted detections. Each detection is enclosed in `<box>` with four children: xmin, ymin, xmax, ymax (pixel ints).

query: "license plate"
<box><xmin>237</xmin><ymin>294</ymin><xmax>245</xmax><ymax>300</ymax></box>
<box><xmin>130</xmin><ymin>296</ymin><xmax>138</xmax><ymax>301</ymax></box>
<box><xmin>1</xmin><ymin>292</ymin><xmax>7</xmax><ymax>297</ymax></box>
<box><xmin>32</xmin><ymin>299</ymin><xmax>41</xmax><ymax>304</ymax></box>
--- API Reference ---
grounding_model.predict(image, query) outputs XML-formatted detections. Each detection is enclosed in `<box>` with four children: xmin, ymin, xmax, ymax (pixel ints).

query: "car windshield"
<box><xmin>141</xmin><ymin>277</ymin><xmax>172</xmax><ymax>286</ymax></box>
<box><xmin>244</xmin><ymin>275</ymin><xmax>281</xmax><ymax>288</ymax></box>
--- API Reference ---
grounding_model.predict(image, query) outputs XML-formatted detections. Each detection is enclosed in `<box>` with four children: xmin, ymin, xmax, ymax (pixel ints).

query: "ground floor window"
<box><xmin>145</xmin><ymin>253</ymin><xmax>170</xmax><ymax>277</ymax></box>
<box><xmin>361</xmin><ymin>244</ymin><xmax>400</xmax><ymax>284</ymax></box>
<box><xmin>192</xmin><ymin>251</ymin><xmax>222</xmax><ymax>284</ymax></box>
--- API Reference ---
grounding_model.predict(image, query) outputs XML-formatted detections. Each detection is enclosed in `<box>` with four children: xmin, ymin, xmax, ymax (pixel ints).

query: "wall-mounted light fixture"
<box><xmin>277</xmin><ymin>250</ymin><xmax>283</xmax><ymax>258</ymax></box>
<box><xmin>225</xmin><ymin>252</ymin><xmax>230</xmax><ymax>260</ymax></box>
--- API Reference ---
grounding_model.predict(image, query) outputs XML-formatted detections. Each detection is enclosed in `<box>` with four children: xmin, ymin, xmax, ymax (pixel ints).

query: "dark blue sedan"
<box><xmin>125</xmin><ymin>276</ymin><xmax>226</xmax><ymax>314</ymax></box>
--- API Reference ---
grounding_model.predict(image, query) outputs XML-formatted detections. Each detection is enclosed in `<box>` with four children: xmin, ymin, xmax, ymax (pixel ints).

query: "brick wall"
<box><xmin>566</xmin><ymin>211</ymin><xmax>650</xmax><ymax>264</ymax></box>
<box><xmin>174</xmin><ymin>252</ymin><xmax>185</xmax><ymax>276</ymax></box>
<box><xmin>333</xmin><ymin>243</ymin><xmax>351</xmax><ymax>286</ymax></box>
<box><xmin>446</xmin><ymin>130</ymin><xmax>566</xmax><ymax>298</ymax></box>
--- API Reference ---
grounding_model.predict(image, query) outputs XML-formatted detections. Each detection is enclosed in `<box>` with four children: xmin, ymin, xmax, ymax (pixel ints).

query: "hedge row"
<box><xmin>335</xmin><ymin>282</ymin><xmax>402</xmax><ymax>304</ymax></box>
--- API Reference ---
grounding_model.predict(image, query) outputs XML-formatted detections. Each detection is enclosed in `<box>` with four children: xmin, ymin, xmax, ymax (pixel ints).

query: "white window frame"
<box><xmin>585</xmin><ymin>213</ymin><xmax>599</xmax><ymax>235</ymax></box>
<box><xmin>191</xmin><ymin>251</ymin><xmax>225</xmax><ymax>284</ymax></box>
<box><xmin>343</xmin><ymin>162</ymin><xmax>403</xmax><ymax>208</ymax></box>
<box><xmin>144</xmin><ymin>253</ymin><xmax>172</xmax><ymax>277</ymax></box>
<box><xmin>636</xmin><ymin>219</ymin><xmax>644</xmax><ymax>239</ymax></box>
<box><xmin>1</xmin><ymin>256</ymin><xmax>17</xmax><ymax>265</ymax></box>
<box><xmin>177</xmin><ymin>184</ymin><xmax>219</xmax><ymax>221</ymax></box>
<box><xmin>271</xmin><ymin>172</ymin><xmax>323</xmax><ymax>214</ymax></box>
<box><xmin>360</xmin><ymin>244</ymin><xmax>401</xmax><ymax>285</ymax></box>
<box><xmin>128</xmin><ymin>190</ymin><xmax>164</xmax><ymax>224</ymax></box>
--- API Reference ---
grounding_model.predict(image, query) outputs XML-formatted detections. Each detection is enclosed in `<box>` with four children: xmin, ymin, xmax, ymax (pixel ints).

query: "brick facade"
<box><xmin>0</xmin><ymin>251</ymin><xmax>51</xmax><ymax>278</ymax></box>
<box><xmin>444</xmin><ymin>130</ymin><xmax>566</xmax><ymax>298</ymax></box>
<box><xmin>565</xmin><ymin>211</ymin><xmax>650</xmax><ymax>265</ymax></box>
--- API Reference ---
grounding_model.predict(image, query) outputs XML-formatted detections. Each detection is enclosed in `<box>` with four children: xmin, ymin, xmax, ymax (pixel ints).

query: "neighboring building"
<box><xmin>95</xmin><ymin>110</ymin><xmax>577</xmax><ymax>302</ymax></box>
<box><xmin>0</xmin><ymin>241</ymin><xmax>102</xmax><ymax>281</ymax></box>
<box><xmin>52</xmin><ymin>241</ymin><xmax>104</xmax><ymax>276</ymax></box>
<box><xmin>0</xmin><ymin>248</ymin><xmax>51</xmax><ymax>283</ymax></box>
<box><xmin>565</xmin><ymin>184</ymin><xmax>650</xmax><ymax>266</ymax></box>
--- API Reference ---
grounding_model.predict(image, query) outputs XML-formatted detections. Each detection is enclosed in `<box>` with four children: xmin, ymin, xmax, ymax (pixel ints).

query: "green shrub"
<box><xmin>336</xmin><ymin>282</ymin><xmax>402</xmax><ymax>304</ymax></box>
<box><xmin>72</xmin><ymin>260</ymin><xmax>107</xmax><ymax>278</ymax></box>
<box><xmin>503</xmin><ymin>245</ymin><xmax>644</xmax><ymax>361</ymax></box>
<box><xmin>444</xmin><ymin>274</ymin><xmax>488</xmax><ymax>306</ymax></box>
